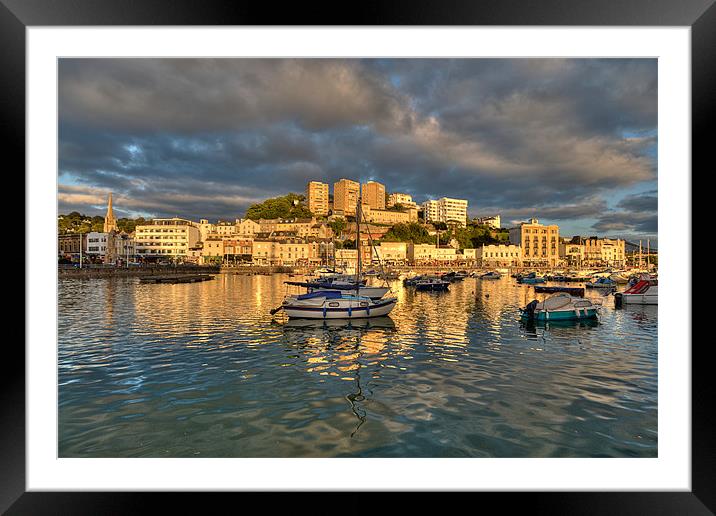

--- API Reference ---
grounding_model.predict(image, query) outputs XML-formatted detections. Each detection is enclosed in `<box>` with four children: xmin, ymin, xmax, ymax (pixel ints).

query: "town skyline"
<box><xmin>58</xmin><ymin>58</ymin><xmax>658</xmax><ymax>244</ymax></box>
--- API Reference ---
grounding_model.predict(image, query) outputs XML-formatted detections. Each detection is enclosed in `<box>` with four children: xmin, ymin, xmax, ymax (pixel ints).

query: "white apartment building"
<box><xmin>422</xmin><ymin>200</ymin><xmax>440</xmax><ymax>223</ymax></box>
<box><xmin>475</xmin><ymin>215</ymin><xmax>501</xmax><ymax>229</ymax></box>
<box><xmin>387</xmin><ymin>192</ymin><xmax>417</xmax><ymax>209</ymax></box>
<box><xmin>478</xmin><ymin>244</ymin><xmax>522</xmax><ymax>266</ymax></box>
<box><xmin>422</xmin><ymin>197</ymin><xmax>468</xmax><ymax>227</ymax></box>
<box><xmin>85</xmin><ymin>231</ymin><xmax>135</xmax><ymax>262</ymax></box>
<box><xmin>135</xmin><ymin>218</ymin><xmax>200</xmax><ymax>260</ymax></box>
<box><xmin>85</xmin><ymin>232</ymin><xmax>110</xmax><ymax>257</ymax></box>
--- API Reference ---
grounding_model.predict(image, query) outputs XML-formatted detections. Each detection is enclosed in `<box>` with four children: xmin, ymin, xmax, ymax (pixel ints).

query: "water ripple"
<box><xmin>58</xmin><ymin>274</ymin><xmax>657</xmax><ymax>457</ymax></box>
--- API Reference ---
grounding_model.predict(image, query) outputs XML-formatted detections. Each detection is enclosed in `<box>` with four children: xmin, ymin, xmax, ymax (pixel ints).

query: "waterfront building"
<box><xmin>508</xmin><ymin>218</ymin><xmax>560</xmax><ymax>267</ymax></box>
<box><xmin>559</xmin><ymin>239</ymin><xmax>585</xmax><ymax>267</ymax></box>
<box><xmin>333</xmin><ymin>243</ymin><xmax>373</xmax><ymax>269</ymax></box>
<box><xmin>582</xmin><ymin>237</ymin><xmax>626</xmax><ymax>267</ymax></box>
<box><xmin>58</xmin><ymin>233</ymin><xmax>85</xmax><ymax>256</ymax></box>
<box><xmin>462</xmin><ymin>248</ymin><xmax>479</xmax><ymax>265</ymax></box>
<box><xmin>85</xmin><ymin>231</ymin><xmax>110</xmax><ymax>258</ymax></box>
<box><xmin>407</xmin><ymin>243</ymin><xmax>458</xmax><ymax>263</ymax></box>
<box><xmin>361</xmin><ymin>181</ymin><xmax>386</xmax><ymax>210</ymax></box>
<box><xmin>306</xmin><ymin>181</ymin><xmax>329</xmax><ymax>216</ymax></box>
<box><xmin>114</xmin><ymin>232</ymin><xmax>136</xmax><ymax>261</ymax></box>
<box><xmin>103</xmin><ymin>193</ymin><xmax>118</xmax><ymax>233</ymax></box>
<box><xmin>333</xmin><ymin>178</ymin><xmax>360</xmax><ymax>216</ymax></box>
<box><xmin>251</xmin><ymin>239</ymin><xmax>322</xmax><ymax>266</ymax></box>
<box><xmin>478</xmin><ymin>244</ymin><xmax>522</xmax><ymax>267</ymax></box>
<box><xmin>422</xmin><ymin>197</ymin><xmax>468</xmax><ymax>227</ymax></box>
<box><xmin>373</xmin><ymin>242</ymin><xmax>408</xmax><ymax>264</ymax></box>
<box><xmin>201</xmin><ymin>236</ymin><xmax>225</xmax><ymax>263</ymax></box>
<box><xmin>387</xmin><ymin>192</ymin><xmax>417</xmax><ymax>209</ymax></box>
<box><xmin>135</xmin><ymin>218</ymin><xmax>200</xmax><ymax>260</ymax></box>
<box><xmin>475</xmin><ymin>215</ymin><xmax>501</xmax><ymax>229</ymax></box>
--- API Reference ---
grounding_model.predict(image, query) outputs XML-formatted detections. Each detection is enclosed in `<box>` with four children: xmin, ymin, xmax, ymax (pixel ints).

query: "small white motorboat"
<box><xmin>521</xmin><ymin>292</ymin><xmax>600</xmax><ymax>322</ymax></box>
<box><xmin>615</xmin><ymin>275</ymin><xmax>657</xmax><ymax>306</ymax></box>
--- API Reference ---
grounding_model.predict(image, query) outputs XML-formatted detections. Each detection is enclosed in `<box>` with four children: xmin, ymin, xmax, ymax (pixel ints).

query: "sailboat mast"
<box><xmin>355</xmin><ymin>192</ymin><xmax>362</xmax><ymax>295</ymax></box>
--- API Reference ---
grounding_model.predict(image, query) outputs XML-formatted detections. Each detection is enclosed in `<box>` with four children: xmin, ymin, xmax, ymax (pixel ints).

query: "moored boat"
<box><xmin>614</xmin><ymin>275</ymin><xmax>657</xmax><ymax>306</ymax></box>
<box><xmin>585</xmin><ymin>277</ymin><xmax>616</xmax><ymax>289</ymax></box>
<box><xmin>278</xmin><ymin>290</ymin><xmax>397</xmax><ymax>319</ymax></box>
<box><xmin>520</xmin><ymin>292</ymin><xmax>599</xmax><ymax>321</ymax></box>
<box><xmin>415</xmin><ymin>277</ymin><xmax>450</xmax><ymax>291</ymax></box>
<box><xmin>283</xmin><ymin>280</ymin><xmax>389</xmax><ymax>300</ymax></box>
<box><xmin>533</xmin><ymin>285</ymin><xmax>585</xmax><ymax>296</ymax></box>
<box><xmin>274</xmin><ymin>190</ymin><xmax>397</xmax><ymax>319</ymax></box>
<box><xmin>517</xmin><ymin>272</ymin><xmax>546</xmax><ymax>284</ymax></box>
<box><xmin>479</xmin><ymin>271</ymin><xmax>501</xmax><ymax>280</ymax></box>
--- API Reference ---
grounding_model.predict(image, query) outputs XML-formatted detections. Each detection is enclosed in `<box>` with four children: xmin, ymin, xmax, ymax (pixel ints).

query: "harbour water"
<box><xmin>58</xmin><ymin>274</ymin><xmax>657</xmax><ymax>457</ymax></box>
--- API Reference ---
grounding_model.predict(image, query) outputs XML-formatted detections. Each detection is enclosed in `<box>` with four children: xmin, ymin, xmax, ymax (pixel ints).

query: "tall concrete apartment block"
<box><xmin>333</xmin><ymin>178</ymin><xmax>360</xmax><ymax>216</ymax></box>
<box><xmin>361</xmin><ymin>181</ymin><xmax>386</xmax><ymax>210</ymax></box>
<box><xmin>306</xmin><ymin>181</ymin><xmax>329</xmax><ymax>216</ymax></box>
<box><xmin>508</xmin><ymin>218</ymin><xmax>560</xmax><ymax>266</ymax></box>
<box><xmin>422</xmin><ymin>197</ymin><xmax>468</xmax><ymax>226</ymax></box>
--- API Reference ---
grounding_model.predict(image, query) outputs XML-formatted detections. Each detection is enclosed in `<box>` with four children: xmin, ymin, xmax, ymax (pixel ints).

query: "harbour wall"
<box><xmin>58</xmin><ymin>265</ymin><xmax>220</xmax><ymax>278</ymax></box>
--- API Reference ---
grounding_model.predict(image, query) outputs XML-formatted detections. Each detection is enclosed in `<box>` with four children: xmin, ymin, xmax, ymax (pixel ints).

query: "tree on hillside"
<box><xmin>328</xmin><ymin>218</ymin><xmax>346</xmax><ymax>236</ymax></box>
<box><xmin>245</xmin><ymin>193</ymin><xmax>312</xmax><ymax>220</ymax></box>
<box><xmin>381</xmin><ymin>222</ymin><xmax>436</xmax><ymax>244</ymax></box>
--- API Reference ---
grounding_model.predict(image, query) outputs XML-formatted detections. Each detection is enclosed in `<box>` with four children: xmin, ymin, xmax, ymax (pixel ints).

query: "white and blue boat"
<box><xmin>274</xmin><ymin>190</ymin><xmax>397</xmax><ymax>319</ymax></box>
<box><xmin>520</xmin><ymin>292</ymin><xmax>599</xmax><ymax>322</ymax></box>
<box><xmin>278</xmin><ymin>290</ymin><xmax>398</xmax><ymax>319</ymax></box>
<box><xmin>585</xmin><ymin>276</ymin><xmax>616</xmax><ymax>289</ymax></box>
<box><xmin>517</xmin><ymin>272</ymin><xmax>546</xmax><ymax>284</ymax></box>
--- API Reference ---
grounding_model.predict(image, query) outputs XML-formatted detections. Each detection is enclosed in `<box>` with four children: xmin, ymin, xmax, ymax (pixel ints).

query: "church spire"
<box><xmin>104</xmin><ymin>192</ymin><xmax>118</xmax><ymax>232</ymax></box>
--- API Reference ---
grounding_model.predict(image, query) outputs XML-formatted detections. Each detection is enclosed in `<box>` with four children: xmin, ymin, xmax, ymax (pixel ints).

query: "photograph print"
<box><xmin>57</xmin><ymin>58</ymin><xmax>658</xmax><ymax>458</ymax></box>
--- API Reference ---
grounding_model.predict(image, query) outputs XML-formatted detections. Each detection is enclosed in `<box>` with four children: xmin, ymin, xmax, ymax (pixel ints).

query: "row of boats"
<box><xmin>270</xmin><ymin>196</ymin><xmax>655</xmax><ymax>321</ymax></box>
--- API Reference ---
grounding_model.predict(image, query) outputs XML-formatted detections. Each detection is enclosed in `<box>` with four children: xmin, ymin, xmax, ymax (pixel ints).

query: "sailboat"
<box><xmin>272</xmin><ymin>192</ymin><xmax>398</xmax><ymax>319</ymax></box>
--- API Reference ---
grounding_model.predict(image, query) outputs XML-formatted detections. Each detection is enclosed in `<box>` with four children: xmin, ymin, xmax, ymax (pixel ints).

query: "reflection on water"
<box><xmin>58</xmin><ymin>274</ymin><xmax>657</xmax><ymax>457</ymax></box>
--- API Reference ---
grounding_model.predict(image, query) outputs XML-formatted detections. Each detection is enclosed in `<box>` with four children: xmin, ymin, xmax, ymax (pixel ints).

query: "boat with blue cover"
<box><xmin>517</xmin><ymin>272</ymin><xmax>546</xmax><ymax>284</ymax></box>
<box><xmin>279</xmin><ymin>290</ymin><xmax>398</xmax><ymax>319</ymax></box>
<box><xmin>520</xmin><ymin>292</ymin><xmax>599</xmax><ymax>322</ymax></box>
<box><xmin>479</xmin><ymin>271</ymin><xmax>501</xmax><ymax>280</ymax></box>
<box><xmin>273</xmin><ymin>189</ymin><xmax>397</xmax><ymax>319</ymax></box>
<box><xmin>585</xmin><ymin>276</ymin><xmax>616</xmax><ymax>289</ymax></box>
<box><xmin>283</xmin><ymin>280</ymin><xmax>389</xmax><ymax>300</ymax></box>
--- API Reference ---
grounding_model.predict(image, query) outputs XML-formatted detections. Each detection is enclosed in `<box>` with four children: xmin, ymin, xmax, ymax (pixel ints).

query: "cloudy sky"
<box><xmin>58</xmin><ymin>58</ymin><xmax>657</xmax><ymax>242</ymax></box>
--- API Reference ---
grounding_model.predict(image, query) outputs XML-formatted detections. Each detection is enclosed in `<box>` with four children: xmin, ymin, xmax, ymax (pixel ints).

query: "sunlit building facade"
<box><xmin>135</xmin><ymin>218</ymin><xmax>200</xmax><ymax>260</ymax></box>
<box><xmin>306</xmin><ymin>181</ymin><xmax>329</xmax><ymax>216</ymax></box>
<box><xmin>508</xmin><ymin>218</ymin><xmax>560</xmax><ymax>266</ymax></box>
<box><xmin>333</xmin><ymin>178</ymin><xmax>360</xmax><ymax>216</ymax></box>
<box><xmin>361</xmin><ymin>181</ymin><xmax>386</xmax><ymax>210</ymax></box>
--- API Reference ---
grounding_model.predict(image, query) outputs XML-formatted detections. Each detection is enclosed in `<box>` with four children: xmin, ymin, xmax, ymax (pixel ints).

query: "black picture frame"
<box><xmin>4</xmin><ymin>0</ymin><xmax>709</xmax><ymax>513</ymax></box>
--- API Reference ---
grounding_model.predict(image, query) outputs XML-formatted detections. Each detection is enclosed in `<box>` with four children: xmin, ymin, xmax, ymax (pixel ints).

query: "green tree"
<box><xmin>328</xmin><ymin>218</ymin><xmax>346</xmax><ymax>236</ymax></box>
<box><xmin>382</xmin><ymin>222</ymin><xmax>436</xmax><ymax>244</ymax></box>
<box><xmin>245</xmin><ymin>193</ymin><xmax>312</xmax><ymax>220</ymax></box>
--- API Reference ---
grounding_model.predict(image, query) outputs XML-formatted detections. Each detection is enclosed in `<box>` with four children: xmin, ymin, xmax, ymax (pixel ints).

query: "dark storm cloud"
<box><xmin>58</xmin><ymin>58</ymin><xmax>657</xmax><ymax>238</ymax></box>
<box><xmin>591</xmin><ymin>191</ymin><xmax>658</xmax><ymax>240</ymax></box>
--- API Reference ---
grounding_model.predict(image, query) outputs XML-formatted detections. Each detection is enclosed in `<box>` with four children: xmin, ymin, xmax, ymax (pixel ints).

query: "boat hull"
<box><xmin>283</xmin><ymin>297</ymin><xmax>397</xmax><ymax>319</ymax></box>
<box><xmin>521</xmin><ymin>307</ymin><xmax>598</xmax><ymax>321</ymax></box>
<box><xmin>415</xmin><ymin>283</ymin><xmax>449</xmax><ymax>291</ymax></box>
